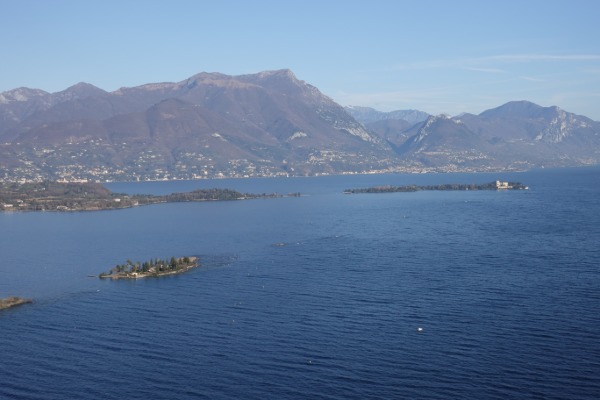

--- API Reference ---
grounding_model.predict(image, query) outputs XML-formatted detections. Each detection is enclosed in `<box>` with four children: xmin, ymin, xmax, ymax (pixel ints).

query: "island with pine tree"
<box><xmin>99</xmin><ymin>256</ymin><xmax>199</xmax><ymax>279</ymax></box>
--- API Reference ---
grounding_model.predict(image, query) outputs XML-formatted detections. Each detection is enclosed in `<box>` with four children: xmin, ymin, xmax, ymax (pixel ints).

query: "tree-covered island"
<box><xmin>344</xmin><ymin>180</ymin><xmax>528</xmax><ymax>194</ymax></box>
<box><xmin>0</xmin><ymin>181</ymin><xmax>290</xmax><ymax>212</ymax></box>
<box><xmin>99</xmin><ymin>256</ymin><xmax>199</xmax><ymax>279</ymax></box>
<box><xmin>0</xmin><ymin>297</ymin><xmax>32</xmax><ymax>311</ymax></box>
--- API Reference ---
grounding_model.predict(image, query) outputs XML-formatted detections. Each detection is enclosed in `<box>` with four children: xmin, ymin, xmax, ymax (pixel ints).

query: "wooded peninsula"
<box><xmin>344</xmin><ymin>181</ymin><xmax>528</xmax><ymax>194</ymax></box>
<box><xmin>99</xmin><ymin>256</ymin><xmax>199</xmax><ymax>279</ymax></box>
<box><xmin>0</xmin><ymin>181</ymin><xmax>293</xmax><ymax>212</ymax></box>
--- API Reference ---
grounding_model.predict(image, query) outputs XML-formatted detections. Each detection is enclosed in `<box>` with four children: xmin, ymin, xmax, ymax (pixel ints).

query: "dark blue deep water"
<box><xmin>1</xmin><ymin>168</ymin><xmax>599</xmax><ymax>399</ymax></box>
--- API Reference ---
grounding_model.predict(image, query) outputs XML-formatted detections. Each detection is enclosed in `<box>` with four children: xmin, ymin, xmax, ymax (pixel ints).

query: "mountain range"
<box><xmin>1</xmin><ymin>69</ymin><xmax>599</xmax><ymax>182</ymax></box>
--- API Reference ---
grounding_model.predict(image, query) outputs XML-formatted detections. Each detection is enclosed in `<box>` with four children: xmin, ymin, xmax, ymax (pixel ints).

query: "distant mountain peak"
<box><xmin>256</xmin><ymin>68</ymin><xmax>296</xmax><ymax>78</ymax></box>
<box><xmin>186</xmin><ymin>71</ymin><xmax>230</xmax><ymax>83</ymax></box>
<box><xmin>480</xmin><ymin>100</ymin><xmax>545</xmax><ymax>118</ymax></box>
<box><xmin>478</xmin><ymin>100</ymin><xmax>595</xmax><ymax>143</ymax></box>
<box><xmin>0</xmin><ymin>87</ymin><xmax>49</xmax><ymax>103</ymax></box>
<box><xmin>56</xmin><ymin>82</ymin><xmax>107</xmax><ymax>99</ymax></box>
<box><xmin>238</xmin><ymin>69</ymin><xmax>304</xmax><ymax>89</ymax></box>
<box><xmin>64</xmin><ymin>82</ymin><xmax>99</xmax><ymax>91</ymax></box>
<box><xmin>345</xmin><ymin>106</ymin><xmax>430</xmax><ymax>125</ymax></box>
<box><xmin>419</xmin><ymin>114</ymin><xmax>452</xmax><ymax>132</ymax></box>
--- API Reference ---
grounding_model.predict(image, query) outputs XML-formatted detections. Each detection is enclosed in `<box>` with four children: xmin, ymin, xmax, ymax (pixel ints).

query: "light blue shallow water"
<box><xmin>1</xmin><ymin>168</ymin><xmax>599</xmax><ymax>399</ymax></box>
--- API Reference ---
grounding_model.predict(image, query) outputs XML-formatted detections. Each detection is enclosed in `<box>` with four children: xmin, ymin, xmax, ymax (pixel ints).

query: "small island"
<box><xmin>344</xmin><ymin>180</ymin><xmax>529</xmax><ymax>194</ymax></box>
<box><xmin>0</xmin><ymin>296</ymin><xmax>32</xmax><ymax>311</ymax></box>
<box><xmin>99</xmin><ymin>256</ymin><xmax>199</xmax><ymax>279</ymax></box>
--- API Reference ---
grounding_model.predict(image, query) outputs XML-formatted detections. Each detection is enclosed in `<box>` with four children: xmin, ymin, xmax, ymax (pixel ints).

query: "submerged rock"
<box><xmin>0</xmin><ymin>297</ymin><xmax>32</xmax><ymax>311</ymax></box>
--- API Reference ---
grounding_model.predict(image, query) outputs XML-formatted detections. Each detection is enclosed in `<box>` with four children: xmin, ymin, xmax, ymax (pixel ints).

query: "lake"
<box><xmin>1</xmin><ymin>167</ymin><xmax>599</xmax><ymax>399</ymax></box>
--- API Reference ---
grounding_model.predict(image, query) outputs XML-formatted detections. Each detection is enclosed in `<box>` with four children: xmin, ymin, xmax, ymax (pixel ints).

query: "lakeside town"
<box><xmin>0</xmin><ymin>140</ymin><xmax>533</xmax><ymax>185</ymax></box>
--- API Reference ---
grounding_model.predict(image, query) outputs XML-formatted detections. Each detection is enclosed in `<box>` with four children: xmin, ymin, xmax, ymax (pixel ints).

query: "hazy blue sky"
<box><xmin>2</xmin><ymin>0</ymin><xmax>600</xmax><ymax>119</ymax></box>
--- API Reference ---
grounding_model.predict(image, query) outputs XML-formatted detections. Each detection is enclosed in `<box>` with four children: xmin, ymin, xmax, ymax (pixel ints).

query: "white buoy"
<box><xmin>417</xmin><ymin>327</ymin><xmax>424</xmax><ymax>332</ymax></box>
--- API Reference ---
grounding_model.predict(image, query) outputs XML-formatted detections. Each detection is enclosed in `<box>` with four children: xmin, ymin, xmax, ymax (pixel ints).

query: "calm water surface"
<box><xmin>1</xmin><ymin>168</ymin><xmax>599</xmax><ymax>399</ymax></box>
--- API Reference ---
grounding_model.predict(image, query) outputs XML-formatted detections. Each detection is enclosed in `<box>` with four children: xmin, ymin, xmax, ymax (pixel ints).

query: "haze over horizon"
<box><xmin>2</xmin><ymin>0</ymin><xmax>599</xmax><ymax>120</ymax></box>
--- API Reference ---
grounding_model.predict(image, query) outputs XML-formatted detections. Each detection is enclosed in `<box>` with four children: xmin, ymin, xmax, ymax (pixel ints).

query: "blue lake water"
<box><xmin>1</xmin><ymin>167</ymin><xmax>599</xmax><ymax>399</ymax></box>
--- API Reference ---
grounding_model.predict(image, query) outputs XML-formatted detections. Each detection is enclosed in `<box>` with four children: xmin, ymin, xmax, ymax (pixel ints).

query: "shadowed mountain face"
<box><xmin>0</xmin><ymin>70</ymin><xmax>391</xmax><ymax>180</ymax></box>
<box><xmin>1</xmin><ymin>73</ymin><xmax>599</xmax><ymax>182</ymax></box>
